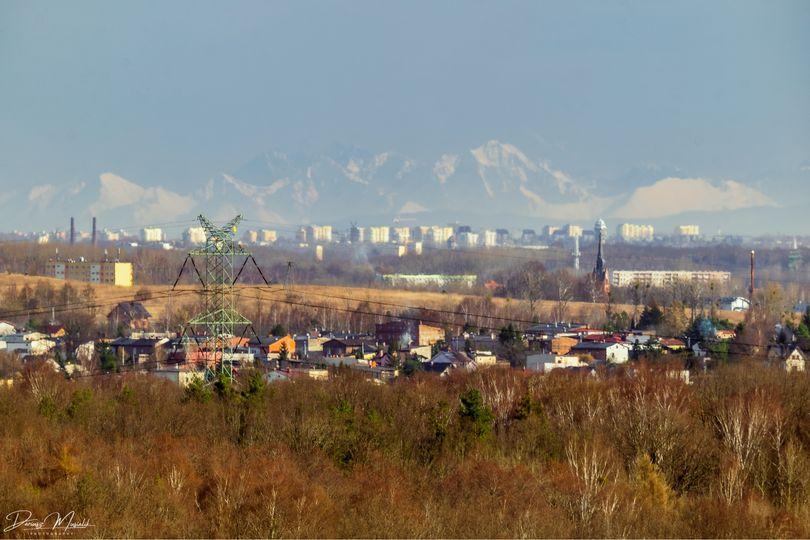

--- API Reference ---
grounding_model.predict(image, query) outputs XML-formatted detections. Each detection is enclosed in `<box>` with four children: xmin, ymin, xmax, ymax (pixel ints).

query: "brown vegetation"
<box><xmin>1</xmin><ymin>362</ymin><xmax>809</xmax><ymax>538</ymax></box>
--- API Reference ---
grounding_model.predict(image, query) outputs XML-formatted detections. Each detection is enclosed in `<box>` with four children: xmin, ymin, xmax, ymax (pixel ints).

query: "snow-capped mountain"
<box><xmin>5</xmin><ymin>139</ymin><xmax>786</xmax><ymax>233</ymax></box>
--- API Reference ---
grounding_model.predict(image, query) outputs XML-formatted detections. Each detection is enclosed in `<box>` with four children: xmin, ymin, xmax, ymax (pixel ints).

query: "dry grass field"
<box><xmin>0</xmin><ymin>272</ymin><xmax>746</xmax><ymax>329</ymax></box>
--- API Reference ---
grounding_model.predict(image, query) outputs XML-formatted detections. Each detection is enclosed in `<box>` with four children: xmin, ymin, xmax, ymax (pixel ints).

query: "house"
<box><xmin>0</xmin><ymin>334</ymin><xmax>56</xmax><ymax>356</ymax></box>
<box><xmin>107</xmin><ymin>302</ymin><xmax>152</xmax><ymax>335</ymax></box>
<box><xmin>526</xmin><ymin>353</ymin><xmax>587</xmax><ymax>373</ymax></box>
<box><xmin>718</xmin><ymin>296</ymin><xmax>750</xmax><ymax>312</ymax></box>
<box><xmin>322</xmin><ymin>338</ymin><xmax>377</xmax><ymax>358</ymax></box>
<box><xmin>471</xmin><ymin>350</ymin><xmax>497</xmax><ymax>367</ymax></box>
<box><xmin>0</xmin><ymin>321</ymin><xmax>16</xmax><ymax>336</ymax></box>
<box><xmin>293</xmin><ymin>334</ymin><xmax>331</xmax><ymax>359</ymax></box>
<box><xmin>659</xmin><ymin>338</ymin><xmax>687</xmax><ymax>352</ymax></box>
<box><xmin>266</xmin><ymin>335</ymin><xmax>296</xmax><ymax>356</ymax></box>
<box><xmin>425</xmin><ymin>350</ymin><xmax>476</xmax><ymax>376</ymax></box>
<box><xmin>375</xmin><ymin>321</ymin><xmax>444</xmax><ymax>348</ymax></box>
<box><xmin>40</xmin><ymin>324</ymin><xmax>67</xmax><ymax>338</ymax></box>
<box><xmin>784</xmin><ymin>346</ymin><xmax>806</xmax><ymax>372</ymax></box>
<box><xmin>570</xmin><ymin>341</ymin><xmax>629</xmax><ymax>364</ymax></box>
<box><xmin>109</xmin><ymin>336</ymin><xmax>169</xmax><ymax>365</ymax></box>
<box><xmin>715</xmin><ymin>329</ymin><xmax>736</xmax><ymax>341</ymax></box>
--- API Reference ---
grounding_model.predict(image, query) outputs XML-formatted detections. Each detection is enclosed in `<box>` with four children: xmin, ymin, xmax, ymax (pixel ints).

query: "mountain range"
<box><xmin>12</xmin><ymin>140</ymin><xmax>805</xmax><ymax>235</ymax></box>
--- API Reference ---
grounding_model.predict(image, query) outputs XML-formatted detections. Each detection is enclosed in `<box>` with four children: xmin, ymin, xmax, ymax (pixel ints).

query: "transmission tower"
<box><xmin>172</xmin><ymin>214</ymin><xmax>269</xmax><ymax>382</ymax></box>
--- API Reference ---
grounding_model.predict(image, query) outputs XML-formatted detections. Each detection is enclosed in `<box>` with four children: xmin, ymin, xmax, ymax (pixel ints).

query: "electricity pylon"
<box><xmin>172</xmin><ymin>214</ymin><xmax>269</xmax><ymax>382</ymax></box>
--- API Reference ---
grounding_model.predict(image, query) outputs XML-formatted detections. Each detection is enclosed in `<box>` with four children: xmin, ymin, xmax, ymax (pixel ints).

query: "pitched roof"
<box><xmin>108</xmin><ymin>301</ymin><xmax>152</xmax><ymax>320</ymax></box>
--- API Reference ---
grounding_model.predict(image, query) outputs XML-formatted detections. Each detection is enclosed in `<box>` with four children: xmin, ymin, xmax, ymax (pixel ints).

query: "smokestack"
<box><xmin>69</xmin><ymin>217</ymin><xmax>75</xmax><ymax>245</ymax></box>
<box><xmin>749</xmin><ymin>250</ymin><xmax>756</xmax><ymax>299</ymax></box>
<box><xmin>91</xmin><ymin>217</ymin><xmax>97</xmax><ymax>246</ymax></box>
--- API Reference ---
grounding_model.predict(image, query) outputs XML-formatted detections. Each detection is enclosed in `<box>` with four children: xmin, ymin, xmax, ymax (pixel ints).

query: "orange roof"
<box><xmin>267</xmin><ymin>335</ymin><xmax>296</xmax><ymax>353</ymax></box>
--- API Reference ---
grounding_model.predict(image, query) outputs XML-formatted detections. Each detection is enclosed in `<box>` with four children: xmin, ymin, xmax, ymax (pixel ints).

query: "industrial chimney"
<box><xmin>69</xmin><ymin>217</ymin><xmax>75</xmax><ymax>245</ymax></box>
<box><xmin>91</xmin><ymin>217</ymin><xmax>97</xmax><ymax>246</ymax></box>
<box><xmin>749</xmin><ymin>250</ymin><xmax>756</xmax><ymax>299</ymax></box>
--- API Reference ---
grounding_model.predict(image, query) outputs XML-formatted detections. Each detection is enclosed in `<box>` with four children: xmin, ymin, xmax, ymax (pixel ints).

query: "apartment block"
<box><xmin>617</xmin><ymin>223</ymin><xmax>654</xmax><ymax>241</ymax></box>
<box><xmin>610</xmin><ymin>270</ymin><xmax>730</xmax><ymax>288</ymax></box>
<box><xmin>46</xmin><ymin>259</ymin><xmax>134</xmax><ymax>287</ymax></box>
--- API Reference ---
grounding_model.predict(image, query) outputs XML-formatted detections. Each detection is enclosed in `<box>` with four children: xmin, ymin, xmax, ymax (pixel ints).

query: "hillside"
<box><xmin>0</xmin><ymin>273</ymin><xmax>745</xmax><ymax>330</ymax></box>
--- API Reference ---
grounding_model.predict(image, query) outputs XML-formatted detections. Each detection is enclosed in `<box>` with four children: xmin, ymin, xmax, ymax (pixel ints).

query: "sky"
<box><xmin>0</xmin><ymin>0</ymin><xmax>808</xmax><ymax>232</ymax></box>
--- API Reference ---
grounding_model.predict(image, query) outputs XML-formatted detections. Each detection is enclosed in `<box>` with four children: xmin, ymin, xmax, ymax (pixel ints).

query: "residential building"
<box><xmin>570</xmin><ymin>342</ymin><xmax>629</xmax><ymax>364</ymax></box>
<box><xmin>260</xmin><ymin>229</ymin><xmax>277</xmax><ymax>243</ymax></box>
<box><xmin>368</xmin><ymin>226</ymin><xmax>390</xmax><ymax>244</ymax></box>
<box><xmin>617</xmin><ymin>223</ymin><xmax>654</xmax><ymax>242</ymax></box>
<box><xmin>103</xmin><ymin>230</ymin><xmax>121</xmax><ymax>242</ymax></box>
<box><xmin>674</xmin><ymin>225</ymin><xmax>700</xmax><ymax>237</ymax></box>
<box><xmin>322</xmin><ymin>338</ymin><xmax>377</xmax><ymax>358</ymax></box>
<box><xmin>457</xmin><ymin>232</ymin><xmax>479</xmax><ymax>248</ymax></box>
<box><xmin>380</xmin><ymin>274</ymin><xmax>477</xmax><ymax>288</ymax></box>
<box><xmin>109</xmin><ymin>336</ymin><xmax>169</xmax><ymax>365</ymax></box>
<box><xmin>107</xmin><ymin>302</ymin><xmax>152</xmax><ymax>335</ymax></box>
<box><xmin>611</xmin><ymin>270</ymin><xmax>731</xmax><ymax>288</ymax></box>
<box><xmin>349</xmin><ymin>225</ymin><xmax>365</xmax><ymax>243</ymax></box>
<box><xmin>426</xmin><ymin>226</ymin><xmax>453</xmax><ymax>246</ymax></box>
<box><xmin>183</xmin><ymin>227</ymin><xmax>207</xmax><ymax>245</ymax></box>
<box><xmin>306</xmin><ymin>225</ymin><xmax>332</xmax><ymax>243</ymax></box>
<box><xmin>482</xmin><ymin>230</ymin><xmax>498</xmax><ymax>247</ymax></box>
<box><xmin>542</xmin><ymin>225</ymin><xmax>559</xmax><ymax>237</ymax></box>
<box><xmin>141</xmin><ymin>228</ymin><xmax>163</xmax><ymax>243</ymax></box>
<box><xmin>393</xmin><ymin>227</ymin><xmax>410</xmax><ymax>243</ymax></box>
<box><xmin>296</xmin><ymin>227</ymin><xmax>308</xmax><ymax>243</ymax></box>
<box><xmin>718</xmin><ymin>296</ymin><xmax>750</xmax><ymax>312</ymax></box>
<box><xmin>46</xmin><ymin>259</ymin><xmax>134</xmax><ymax>287</ymax></box>
<box><xmin>562</xmin><ymin>224</ymin><xmax>583</xmax><ymax>237</ymax></box>
<box><xmin>425</xmin><ymin>350</ymin><xmax>476</xmax><ymax>376</ymax></box>
<box><xmin>784</xmin><ymin>347</ymin><xmax>806</xmax><ymax>372</ymax></box>
<box><xmin>245</xmin><ymin>230</ymin><xmax>259</xmax><ymax>244</ymax></box>
<box><xmin>376</xmin><ymin>321</ymin><xmax>444</xmax><ymax>348</ymax></box>
<box><xmin>526</xmin><ymin>353</ymin><xmax>587</xmax><ymax>373</ymax></box>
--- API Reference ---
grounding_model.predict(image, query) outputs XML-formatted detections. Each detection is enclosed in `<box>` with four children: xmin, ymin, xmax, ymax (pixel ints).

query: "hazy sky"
<box><xmin>1</xmin><ymin>0</ymin><xmax>808</xmax><ymax>201</ymax></box>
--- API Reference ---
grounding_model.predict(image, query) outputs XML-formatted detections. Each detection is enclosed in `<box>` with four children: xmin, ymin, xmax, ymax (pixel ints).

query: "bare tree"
<box><xmin>550</xmin><ymin>270</ymin><xmax>575</xmax><ymax>323</ymax></box>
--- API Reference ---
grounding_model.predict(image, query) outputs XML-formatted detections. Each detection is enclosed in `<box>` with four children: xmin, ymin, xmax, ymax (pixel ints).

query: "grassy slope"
<box><xmin>0</xmin><ymin>272</ymin><xmax>746</xmax><ymax>327</ymax></box>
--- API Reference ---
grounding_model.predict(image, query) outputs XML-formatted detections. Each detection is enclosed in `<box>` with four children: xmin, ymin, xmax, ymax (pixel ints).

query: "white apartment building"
<box><xmin>617</xmin><ymin>223</ymin><xmax>654</xmax><ymax>241</ymax></box>
<box><xmin>393</xmin><ymin>227</ymin><xmax>410</xmax><ymax>243</ymax></box>
<box><xmin>674</xmin><ymin>225</ymin><xmax>700</xmax><ymax>237</ymax></box>
<box><xmin>426</xmin><ymin>226</ymin><xmax>453</xmax><ymax>246</ymax></box>
<box><xmin>260</xmin><ymin>229</ymin><xmax>277</xmax><ymax>243</ymax></box>
<box><xmin>306</xmin><ymin>225</ymin><xmax>332</xmax><ymax>243</ymax></box>
<box><xmin>183</xmin><ymin>227</ymin><xmax>207</xmax><ymax>245</ymax></box>
<box><xmin>481</xmin><ymin>230</ymin><xmax>498</xmax><ymax>247</ymax></box>
<box><xmin>611</xmin><ymin>270</ymin><xmax>731</xmax><ymax>288</ymax></box>
<box><xmin>562</xmin><ymin>224</ymin><xmax>583</xmax><ymax>237</ymax></box>
<box><xmin>368</xmin><ymin>226</ymin><xmax>390</xmax><ymax>244</ymax></box>
<box><xmin>141</xmin><ymin>228</ymin><xmax>163</xmax><ymax>243</ymax></box>
<box><xmin>457</xmin><ymin>232</ymin><xmax>479</xmax><ymax>248</ymax></box>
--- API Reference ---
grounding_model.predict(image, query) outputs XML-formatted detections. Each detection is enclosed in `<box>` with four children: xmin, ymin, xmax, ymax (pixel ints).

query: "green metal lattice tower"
<box><xmin>185</xmin><ymin>214</ymin><xmax>252</xmax><ymax>381</ymax></box>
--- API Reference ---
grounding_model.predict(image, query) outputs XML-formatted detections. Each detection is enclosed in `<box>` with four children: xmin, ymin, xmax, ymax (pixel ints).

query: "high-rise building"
<box><xmin>306</xmin><ymin>225</ymin><xmax>332</xmax><ymax>243</ymax></box>
<box><xmin>296</xmin><ymin>227</ymin><xmax>308</xmax><ymax>243</ymax></box>
<box><xmin>184</xmin><ymin>227</ymin><xmax>207</xmax><ymax>245</ymax></box>
<box><xmin>482</xmin><ymin>230</ymin><xmax>498</xmax><ymax>247</ymax></box>
<box><xmin>393</xmin><ymin>227</ymin><xmax>410</xmax><ymax>243</ymax></box>
<box><xmin>617</xmin><ymin>223</ymin><xmax>654</xmax><ymax>242</ymax></box>
<box><xmin>457</xmin><ymin>232</ymin><xmax>479</xmax><ymax>248</ymax></box>
<box><xmin>674</xmin><ymin>225</ymin><xmax>700</xmax><ymax>237</ymax></box>
<box><xmin>141</xmin><ymin>228</ymin><xmax>163</xmax><ymax>243</ymax></box>
<box><xmin>542</xmin><ymin>225</ymin><xmax>559</xmax><ymax>237</ymax></box>
<box><xmin>368</xmin><ymin>226</ymin><xmax>390</xmax><ymax>244</ymax></box>
<box><xmin>563</xmin><ymin>224</ymin><xmax>583</xmax><ymax>237</ymax></box>
<box><xmin>260</xmin><ymin>229</ymin><xmax>277</xmax><ymax>243</ymax></box>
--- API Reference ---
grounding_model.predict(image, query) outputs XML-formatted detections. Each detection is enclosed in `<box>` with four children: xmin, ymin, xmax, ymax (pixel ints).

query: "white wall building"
<box><xmin>617</xmin><ymin>223</ymin><xmax>654</xmax><ymax>241</ymax></box>
<box><xmin>368</xmin><ymin>226</ymin><xmax>390</xmax><ymax>244</ymax></box>
<box><xmin>611</xmin><ymin>270</ymin><xmax>731</xmax><ymax>288</ymax></box>
<box><xmin>141</xmin><ymin>228</ymin><xmax>163</xmax><ymax>243</ymax></box>
<box><xmin>481</xmin><ymin>230</ymin><xmax>498</xmax><ymax>247</ymax></box>
<box><xmin>526</xmin><ymin>353</ymin><xmax>587</xmax><ymax>373</ymax></box>
<box><xmin>183</xmin><ymin>227</ymin><xmax>207</xmax><ymax>245</ymax></box>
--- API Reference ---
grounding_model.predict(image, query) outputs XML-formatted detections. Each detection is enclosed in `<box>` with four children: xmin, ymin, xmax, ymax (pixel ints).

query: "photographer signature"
<box><xmin>4</xmin><ymin>510</ymin><xmax>93</xmax><ymax>534</ymax></box>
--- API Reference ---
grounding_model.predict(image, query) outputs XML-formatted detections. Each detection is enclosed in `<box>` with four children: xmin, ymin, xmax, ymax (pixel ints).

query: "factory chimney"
<box><xmin>69</xmin><ymin>217</ymin><xmax>75</xmax><ymax>245</ymax></box>
<box><xmin>749</xmin><ymin>250</ymin><xmax>756</xmax><ymax>299</ymax></box>
<box><xmin>91</xmin><ymin>217</ymin><xmax>97</xmax><ymax>246</ymax></box>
